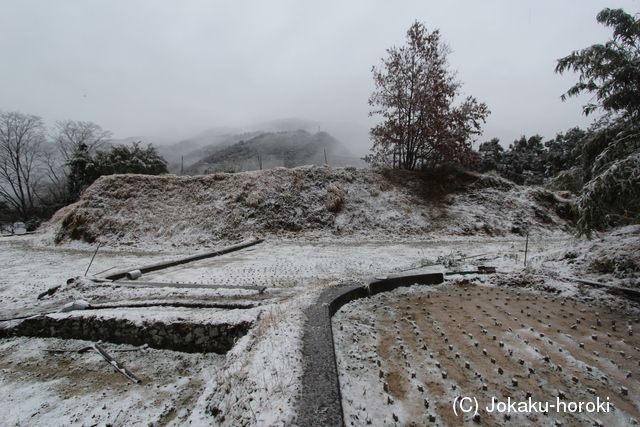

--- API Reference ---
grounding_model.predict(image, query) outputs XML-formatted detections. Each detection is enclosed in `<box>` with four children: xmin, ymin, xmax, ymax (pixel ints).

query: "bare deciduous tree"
<box><xmin>52</xmin><ymin>120</ymin><xmax>112</xmax><ymax>161</ymax></box>
<box><xmin>50</xmin><ymin>120</ymin><xmax>112</xmax><ymax>203</ymax></box>
<box><xmin>40</xmin><ymin>142</ymin><xmax>70</xmax><ymax>206</ymax></box>
<box><xmin>0</xmin><ymin>111</ymin><xmax>47</xmax><ymax>223</ymax></box>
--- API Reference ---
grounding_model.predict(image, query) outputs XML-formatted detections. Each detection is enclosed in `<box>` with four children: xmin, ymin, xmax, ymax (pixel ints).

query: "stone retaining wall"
<box><xmin>0</xmin><ymin>314</ymin><xmax>253</xmax><ymax>354</ymax></box>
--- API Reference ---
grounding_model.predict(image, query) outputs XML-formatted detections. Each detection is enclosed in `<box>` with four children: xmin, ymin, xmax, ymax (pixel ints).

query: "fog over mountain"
<box><xmin>112</xmin><ymin>118</ymin><xmax>367</xmax><ymax>174</ymax></box>
<box><xmin>190</xmin><ymin>130</ymin><xmax>357</xmax><ymax>174</ymax></box>
<box><xmin>3</xmin><ymin>1</ymin><xmax>638</xmax><ymax>155</ymax></box>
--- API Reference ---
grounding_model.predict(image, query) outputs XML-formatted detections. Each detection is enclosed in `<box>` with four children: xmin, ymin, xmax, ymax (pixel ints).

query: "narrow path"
<box><xmin>296</xmin><ymin>268</ymin><xmax>444</xmax><ymax>426</ymax></box>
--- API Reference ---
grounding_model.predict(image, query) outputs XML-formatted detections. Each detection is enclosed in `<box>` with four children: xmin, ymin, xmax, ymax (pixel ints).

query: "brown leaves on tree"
<box><xmin>365</xmin><ymin>21</ymin><xmax>489</xmax><ymax>170</ymax></box>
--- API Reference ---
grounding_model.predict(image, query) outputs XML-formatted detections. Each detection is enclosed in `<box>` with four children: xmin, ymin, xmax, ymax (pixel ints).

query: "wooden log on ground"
<box><xmin>104</xmin><ymin>239</ymin><xmax>264</xmax><ymax>281</ymax></box>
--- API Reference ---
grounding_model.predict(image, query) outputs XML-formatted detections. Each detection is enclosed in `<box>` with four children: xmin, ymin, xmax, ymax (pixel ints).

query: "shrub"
<box><xmin>326</xmin><ymin>183</ymin><xmax>347</xmax><ymax>212</ymax></box>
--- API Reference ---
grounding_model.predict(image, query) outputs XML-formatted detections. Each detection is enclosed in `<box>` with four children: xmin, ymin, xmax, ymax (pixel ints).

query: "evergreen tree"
<box><xmin>476</xmin><ymin>138</ymin><xmax>503</xmax><ymax>173</ymax></box>
<box><xmin>575</xmin><ymin>115</ymin><xmax>639</xmax><ymax>230</ymax></box>
<box><xmin>544</xmin><ymin>127</ymin><xmax>585</xmax><ymax>176</ymax></box>
<box><xmin>556</xmin><ymin>8</ymin><xmax>640</xmax><ymax>232</ymax></box>
<box><xmin>556</xmin><ymin>8</ymin><xmax>640</xmax><ymax>122</ymax></box>
<box><xmin>90</xmin><ymin>142</ymin><xmax>168</xmax><ymax>177</ymax></box>
<box><xmin>475</xmin><ymin>130</ymin><xmax>585</xmax><ymax>188</ymax></box>
<box><xmin>499</xmin><ymin>135</ymin><xmax>547</xmax><ymax>186</ymax></box>
<box><xmin>68</xmin><ymin>142</ymin><xmax>168</xmax><ymax>200</ymax></box>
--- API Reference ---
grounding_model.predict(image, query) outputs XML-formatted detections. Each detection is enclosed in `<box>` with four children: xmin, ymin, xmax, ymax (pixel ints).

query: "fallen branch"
<box><xmin>44</xmin><ymin>344</ymin><xmax>148</xmax><ymax>353</ymax></box>
<box><xmin>93</xmin><ymin>343</ymin><xmax>141</xmax><ymax>384</ymax></box>
<box><xmin>43</xmin><ymin>343</ymin><xmax>143</xmax><ymax>384</ymax></box>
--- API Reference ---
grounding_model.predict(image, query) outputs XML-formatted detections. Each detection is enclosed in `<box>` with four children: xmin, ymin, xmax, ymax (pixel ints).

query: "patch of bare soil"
<box><xmin>334</xmin><ymin>283</ymin><xmax>640</xmax><ymax>426</ymax></box>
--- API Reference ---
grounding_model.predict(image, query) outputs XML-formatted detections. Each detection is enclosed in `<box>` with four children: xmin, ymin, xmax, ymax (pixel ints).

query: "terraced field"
<box><xmin>334</xmin><ymin>283</ymin><xmax>640</xmax><ymax>426</ymax></box>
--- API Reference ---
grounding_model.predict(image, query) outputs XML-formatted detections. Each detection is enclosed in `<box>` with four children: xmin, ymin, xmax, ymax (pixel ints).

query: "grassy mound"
<box><xmin>40</xmin><ymin>166</ymin><xmax>575</xmax><ymax>247</ymax></box>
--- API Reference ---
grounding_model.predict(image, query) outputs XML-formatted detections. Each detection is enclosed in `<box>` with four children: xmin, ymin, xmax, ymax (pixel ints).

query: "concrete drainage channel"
<box><xmin>297</xmin><ymin>267</ymin><xmax>445</xmax><ymax>426</ymax></box>
<box><xmin>1</xmin><ymin>239</ymin><xmax>265</xmax><ymax>354</ymax></box>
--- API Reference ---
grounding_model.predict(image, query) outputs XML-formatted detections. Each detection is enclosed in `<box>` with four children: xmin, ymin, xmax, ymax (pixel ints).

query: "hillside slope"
<box><xmin>158</xmin><ymin>130</ymin><xmax>264</xmax><ymax>173</ymax></box>
<box><xmin>39</xmin><ymin>166</ymin><xmax>575</xmax><ymax>248</ymax></box>
<box><xmin>187</xmin><ymin>130</ymin><xmax>356</xmax><ymax>173</ymax></box>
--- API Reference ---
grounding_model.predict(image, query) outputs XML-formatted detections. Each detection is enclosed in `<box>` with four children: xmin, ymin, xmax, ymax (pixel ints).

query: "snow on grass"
<box><xmin>36</xmin><ymin>166</ymin><xmax>575</xmax><ymax>250</ymax></box>
<box><xmin>530</xmin><ymin>224</ymin><xmax>640</xmax><ymax>285</ymax></box>
<box><xmin>186</xmin><ymin>284</ymin><xmax>324</xmax><ymax>427</ymax></box>
<box><xmin>0</xmin><ymin>336</ymin><xmax>225</xmax><ymax>427</ymax></box>
<box><xmin>2</xmin><ymin>178</ymin><xmax>638</xmax><ymax>427</ymax></box>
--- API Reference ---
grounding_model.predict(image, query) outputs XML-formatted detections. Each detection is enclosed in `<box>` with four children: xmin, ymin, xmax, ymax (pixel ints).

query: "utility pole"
<box><xmin>324</xmin><ymin>149</ymin><xmax>328</xmax><ymax>165</ymax></box>
<box><xmin>257</xmin><ymin>156</ymin><xmax>262</xmax><ymax>170</ymax></box>
<box><xmin>181</xmin><ymin>156</ymin><xmax>184</xmax><ymax>175</ymax></box>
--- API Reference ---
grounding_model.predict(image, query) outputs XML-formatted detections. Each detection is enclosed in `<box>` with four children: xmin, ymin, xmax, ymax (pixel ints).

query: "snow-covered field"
<box><xmin>1</xmin><ymin>224</ymin><xmax>638</xmax><ymax>426</ymax></box>
<box><xmin>0</xmin><ymin>336</ymin><xmax>224</xmax><ymax>426</ymax></box>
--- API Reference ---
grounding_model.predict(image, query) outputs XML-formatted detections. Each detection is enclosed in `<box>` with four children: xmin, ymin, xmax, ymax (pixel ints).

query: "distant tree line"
<box><xmin>0</xmin><ymin>112</ymin><xmax>167</xmax><ymax>232</ymax></box>
<box><xmin>474</xmin><ymin>128</ymin><xmax>585</xmax><ymax>188</ymax></box>
<box><xmin>367</xmin><ymin>9</ymin><xmax>640</xmax><ymax>234</ymax></box>
<box><xmin>476</xmin><ymin>8</ymin><xmax>640</xmax><ymax>233</ymax></box>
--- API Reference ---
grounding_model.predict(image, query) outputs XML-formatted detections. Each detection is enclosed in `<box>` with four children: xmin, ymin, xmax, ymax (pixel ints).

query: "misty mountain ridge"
<box><xmin>112</xmin><ymin>118</ymin><xmax>368</xmax><ymax>173</ymax></box>
<box><xmin>186</xmin><ymin>129</ymin><xmax>360</xmax><ymax>174</ymax></box>
<box><xmin>167</xmin><ymin>130</ymin><xmax>265</xmax><ymax>172</ymax></box>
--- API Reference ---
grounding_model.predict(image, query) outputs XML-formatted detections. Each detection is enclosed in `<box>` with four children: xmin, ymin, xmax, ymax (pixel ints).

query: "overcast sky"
<box><xmin>1</xmin><ymin>0</ymin><xmax>638</xmax><ymax>154</ymax></box>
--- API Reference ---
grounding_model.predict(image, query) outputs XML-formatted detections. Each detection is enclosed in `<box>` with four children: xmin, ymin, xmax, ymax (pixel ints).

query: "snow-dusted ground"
<box><xmin>39</xmin><ymin>167</ymin><xmax>575</xmax><ymax>249</ymax></box>
<box><xmin>1</xmin><ymin>227</ymin><xmax>639</xmax><ymax>426</ymax></box>
<box><xmin>0</xmin><ymin>337</ymin><xmax>224</xmax><ymax>427</ymax></box>
<box><xmin>138</xmin><ymin>236</ymin><xmax>584</xmax><ymax>287</ymax></box>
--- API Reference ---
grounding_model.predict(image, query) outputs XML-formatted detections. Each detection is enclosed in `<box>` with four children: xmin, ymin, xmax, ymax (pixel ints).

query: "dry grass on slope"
<box><xmin>38</xmin><ymin>165</ymin><xmax>575</xmax><ymax>248</ymax></box>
